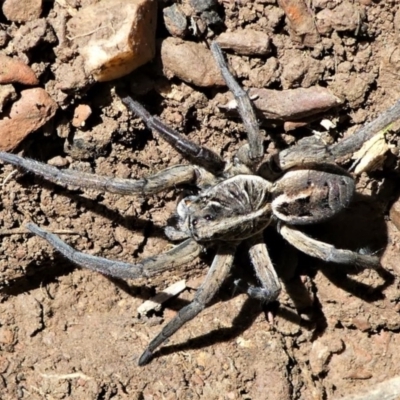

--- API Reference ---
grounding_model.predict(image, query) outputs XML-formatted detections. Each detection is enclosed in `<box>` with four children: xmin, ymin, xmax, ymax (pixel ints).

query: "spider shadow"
<box><xmin>1</xmin><ymin>252</ymin><xmax>177</xmax><ymax>301</ymax></box>
<box><xmin>304</xmin><ymin>192</ymin><xmax>393</xmax><ymax>301</ymax></box>
<box><xmin>153</xmin><ymin>295</ymin><xmax>264</xmax><ymax>361</ymax></box>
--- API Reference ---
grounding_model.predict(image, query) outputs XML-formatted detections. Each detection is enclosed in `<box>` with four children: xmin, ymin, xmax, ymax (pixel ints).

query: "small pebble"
<box><xmin>163</xmin><ymin>3</ymin><xmax>187</xmax><ymax>38</ymax></box>
<box><xmin>315</xmin><ymin>1</ymin><xmax>362</xmax><ymax>35</ymax></box>
<box><xmin>0</xmin><ymin>88</ymin><xmax>57</xmax><ymax>151</ymax></box>
<box><xmin>2</xmin><ymin>0</ymin><xmax>42</xmax><ymax>22</ymax></box>
<box><xmin>0</xmin><ymin>55</ymin><xmax>39</xmax><ymax>85</ymax></box>
<box><xmin>161</xmin><ymin>37</ymin><xmax>224</xmax><ymax>87</ymax></box>
<box><xmin>216</xmin><ymin>29</ymin><xmax>270</xmax><ymax>56</ymax></box>
<box><xmin>72</xmin><ymin>104</ymin><xmax>92</xmax><ymax>128</ymax></box>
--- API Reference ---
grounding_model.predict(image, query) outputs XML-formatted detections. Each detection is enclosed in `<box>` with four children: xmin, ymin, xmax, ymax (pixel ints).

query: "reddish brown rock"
<box><xmin>161</xmin><ymin>37</ymin><xmax>224</xmax><ymax>87</ymax></box>
<box><xmin>222</xmin><ymin>86</ymin><xmax>342</xmax><ymax>120</ymax></box>
<box><xmin>277</xmin><ymin>0</ymin><xmax>320</xmax><ymax>47</ymax></box>
<box><xmin>72</xmin><ymin>104</ymin><xmax>92</xmax><ymax>128</ymax></box>
<box><xmin>2</xmin><ymin>0</ymin><xmax>42</xmax><ymax>22</ymax></box>
<box><xmin>0</xmin><ymin>55</ymin><xmax>39</xmax><ymax>85</ymax></box>
<box><xmin>0</xmin><ymin>88</ymin><xmax>57</xmax><ymax>151</ymax></box>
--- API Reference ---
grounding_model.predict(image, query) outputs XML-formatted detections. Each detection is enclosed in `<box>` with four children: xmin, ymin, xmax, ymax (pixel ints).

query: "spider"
<box><xmin>0</xmin><ymin>42</ymin><xmax>394</xmax><ymax>366</ymax></box>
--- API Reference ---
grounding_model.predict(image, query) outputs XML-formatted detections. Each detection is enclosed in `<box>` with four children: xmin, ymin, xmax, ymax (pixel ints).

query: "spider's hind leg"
<box><xmin>279</xmin><ymin>223</ymin><xmax>380</xmax><ymax>269</ymax></box>
<box><xmin>244</xmin><ymin>233</ymin><xmax>281</xmax><ymax>303</ymax></box>
<box><xmin>138</xmin><ymin>243</ymin><xmax>236</xmax><ymax>365</ymax></box>
<box><xmin>26</xmin><ymin>223</ymin><xmax>202</xmax><ymax>280</ymax></box>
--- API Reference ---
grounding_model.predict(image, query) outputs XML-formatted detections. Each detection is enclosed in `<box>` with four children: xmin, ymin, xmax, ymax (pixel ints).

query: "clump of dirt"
<box><xmin>1</xmin><ymin>1</ymin><xmax>400</xmax><ymax>399</ymax></box>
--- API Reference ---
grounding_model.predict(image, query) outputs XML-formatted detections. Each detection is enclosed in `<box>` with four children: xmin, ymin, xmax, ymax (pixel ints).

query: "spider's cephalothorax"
<box><xmin>0</xmin><ymin>42</ymin><xmax>387</xmax><ymax>366</ymax></box>
<box><xmin>169</xmin><ymin>175</ymin><xmax>273</xmax><ymax>242</ymax></box>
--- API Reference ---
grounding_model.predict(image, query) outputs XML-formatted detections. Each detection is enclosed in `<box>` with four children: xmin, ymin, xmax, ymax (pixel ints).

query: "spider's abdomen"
<box><xmin>271</xmin><ymin>169</ymin><xmax>355</xmax><ymax>225</ymax></box>
<box><xmin>187</xmin><ymin>175</ymin><xmax>273</xmax><ymax>242</ymax></box>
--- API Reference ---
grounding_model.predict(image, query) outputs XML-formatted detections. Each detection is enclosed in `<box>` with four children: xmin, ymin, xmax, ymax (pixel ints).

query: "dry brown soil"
<box><xmin>1</xmin><ymin>1</ymin><xmax>400</xmax><ymax>399</ymax></box>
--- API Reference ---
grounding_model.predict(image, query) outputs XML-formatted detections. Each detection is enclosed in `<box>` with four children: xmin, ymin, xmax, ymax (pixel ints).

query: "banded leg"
<box><xmin>210</xmin><ymin>42</ymin><xmax>263</xmax><ymax>164</ymax></box>
<box><xmin>0</xmin><ymin>151</ymin><xmax>198</xmax><ymax>195</ymax></box>
<box><xmin>121</xmin><ymin>96</ymin><xmax>225</xmax><ymax>173</ymax></box>
<box><xmin>26</xmin><ymin>223</ymin><xmax>202</xmax><ymax>280</ymax></box>
<box><xmin>279</xmin><ymin>224</ymin><xmax>380</xmax><ymax>269</ymax></box>
<box><xmin>245</xmin><ymin>234</ymin><xmax>281</xmax><ymax>303</ymax></box>
<box><xmin>139</xmin><ymin>243</ymin><xmax>236</xmax><ymax>366</ymax></box>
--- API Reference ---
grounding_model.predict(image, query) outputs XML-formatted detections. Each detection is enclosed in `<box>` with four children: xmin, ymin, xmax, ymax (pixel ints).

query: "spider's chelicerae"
<box><xmin>0</xmin><ymin>42</ymin><xmax>397</xmax><ymax>366</ymax></box>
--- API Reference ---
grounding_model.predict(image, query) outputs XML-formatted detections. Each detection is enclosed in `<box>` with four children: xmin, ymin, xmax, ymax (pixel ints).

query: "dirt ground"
<box><xmin>1</xmin><ymin>0</ymin><xmax>400</xmax><ymax>399</ymax></box>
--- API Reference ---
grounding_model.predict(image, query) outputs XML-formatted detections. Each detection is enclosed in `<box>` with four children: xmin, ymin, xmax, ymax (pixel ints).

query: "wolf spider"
<box><xmin>0</xmin><ymin>42</ymin><xmax>395</xmax><ymax>366</ymax></box>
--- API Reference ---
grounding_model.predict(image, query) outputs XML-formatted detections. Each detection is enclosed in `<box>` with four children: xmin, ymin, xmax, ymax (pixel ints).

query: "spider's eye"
<box><xmin>204</xmin><ymin>215</ymin><xmax>214</xmax><ymax>221</ymax></box>
<box><xmin>192</xmin><ymin>218</ymin><xmax>198</xmax><ymax>226</ymax></box>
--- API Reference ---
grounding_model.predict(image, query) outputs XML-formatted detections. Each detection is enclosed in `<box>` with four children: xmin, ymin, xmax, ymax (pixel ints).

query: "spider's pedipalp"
<box><xmin>211</xmin><ymin>42</ymin><xmax>264</xmax><ymax>165</ymax></box>
<box><xmin>26</xmin><ymin>223</ymin><xmax>202</xmax><ymax>280</ymax></box>
<box><xmin>138</xmin><ymin>242</ymin><xmax>236</xmax><ymax>365</ymax></box>
<box><xmin>0</xmin><ymin>151</ymin><xmax>198</xmax><ymax>195</ymax></box>
<box><xmin>279</xmin><ymin>224</ymin><xmax>380</xmax><ymax>269</ymax></box>
<box><xmin>121</xmin><ymin>96</ymin><xmax>225</xmax><ymax>173</ymax></box>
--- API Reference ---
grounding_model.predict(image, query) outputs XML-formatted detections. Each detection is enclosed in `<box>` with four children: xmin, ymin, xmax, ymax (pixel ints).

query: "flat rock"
<box><xmin>66</xmin><ymin>0</ymin><xmax>157</xmax><ymax>82</ymax></box>
<box><xmin>161</xmin><ymin>37</ymin><xmax>224</xmax><ymax>87</ymax></box>
<box><xmin>222</xmin><ymin>86</ymin><xmax>342</xmax><ymax>120</ymax></box>
<box><xmin>2</xmin><ymin>0</ymin><xmax>42</xmax><ymax>22</ymax></box>
<box><xmin>0</xmin><ymin>88</ymin><xmax>57</xmax><ymax>151</ymax></box>
<box><xmin>0</xmin><ymin>55</ymin><xmax>39</xmax><ymax>85</ymax></box>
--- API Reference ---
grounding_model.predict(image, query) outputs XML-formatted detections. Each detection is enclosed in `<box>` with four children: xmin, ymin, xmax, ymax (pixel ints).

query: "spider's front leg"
<box><xmin>138</xmin><ymin>242</ymin><xmax>236</xmax><ymax>365</ymax></box>
<box><xmin>210</xmin><ymin>42</ymin><xmax>264</xmax><ymax>166</ymax></box>
<box><xmin>121</xmin><ymin>96</ymin><xmax>225</xmax><ymax>173</ymax></box>
<box><xmin>277</xmin><ymin>98</ymin><xmax>400</xmax><ymax>170</ymax></box>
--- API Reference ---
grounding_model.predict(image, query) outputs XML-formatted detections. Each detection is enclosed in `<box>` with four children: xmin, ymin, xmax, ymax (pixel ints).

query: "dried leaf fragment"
<box><xmin>351</xmin><ymin>130</ymin><xmax>389</xmax><ymax>175</ymax></box>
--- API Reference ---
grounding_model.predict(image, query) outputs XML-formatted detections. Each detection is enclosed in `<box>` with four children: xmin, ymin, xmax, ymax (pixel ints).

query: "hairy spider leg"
<box><xmin>138</xmin><ymin>243</ymin><xmax>236</xmax><ymax>365</ymax></box>
<box><xmin>279</xmin><ymin>224</ymin><xmax>380</xmax><ymax>269</ymax></box>
<box><xmin>0</xmin><ymin>152</ymin><xmax>199</xmax><ymax>195</ymax></box>
<box><xmin>26</xmin><ymin>223</ymin><xmax>202</xmax><ymax>279</ymax></box>
<box><xmin>210</xmin><ymin>42</ymin><xmax>263</xmax><ymax>164</ymax></box>
<box><xmin>278</xmin><ymin>98</ymin><xmax>400</xmax><ymax>171</ymax></box>
<box><xmin>121</xmin><ymin>96</ymin><xmax>225</xmax><ymax>173</ymax></box>
<box><xmin>244</xmin><ymin>234</ymin><xmax>281</xmax><ymax>302</ymax></box>
<box><xmin>330</xmin><ymin>98</ymin><xmax>400</xmax><ymax>160</ymax></box>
